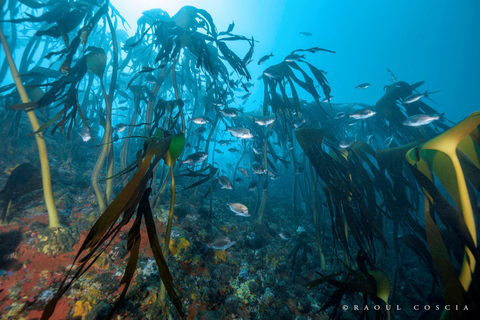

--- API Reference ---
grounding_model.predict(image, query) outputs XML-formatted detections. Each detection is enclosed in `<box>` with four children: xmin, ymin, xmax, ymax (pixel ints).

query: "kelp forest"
<box><xmin>0</xmin><ymin>1</ymin><xmax>479</xmax><ymax>319</ymax></box>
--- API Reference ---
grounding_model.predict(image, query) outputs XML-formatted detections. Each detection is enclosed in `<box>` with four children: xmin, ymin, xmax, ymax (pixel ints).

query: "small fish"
<box><xmin>227</xmin><ymin>202</ymin><xmax>250</xmax><ymax>217</ymax></box>
<box><xmin>214</xmin><ymin>149</ymin><xmax>224</xmax><ymax>154</ymax></box>
<box><xmin>258</xmin><ymin>53</ymin><xmax>274</xmax><ymax>65</ymax></box>
<box><xmin>228</xmin><ymin>147</ymin><xmax>240</xmax><ymax>153</ymax></box>
<box><xmin>186</xmin><ymin>143</ymin><xmax>192</xmax><ymax>150</ymax></box>
<box><xmin>254</xmin><ymin>117</ymin><xmax>275</xmax><ymax>126</ymax></box>
<box><xmin>284</xmin><ymin>53</ymin><xmax>305</xmax><ymax>63</ymax></box>
<box><xmin>247</xmin><ymin>180</ymin><xmax>258</xmax><ymax>191</ymax></box>
<box><xmin>79</xmin><ymin>126</ymin><xmax>91</xmax><ymax>142</ymax></box>
<box><xmin>193</xmin><ymin>127</ymin><xmax>207</xmax><ymax>135</ymax></box>
<box><xmin>366</xmin><ymin>133</ymin><xmax>375</xmax><ymax>145</ymax></box>
<box><xmin>355</xmin><ymin>83</ymin><xmax>370</xmax><ymax>90</ymax></box>
<box><xmin>349</xmin><ymin>108</ymin><xmax>376</xmax><ymax>120</ymax></box>
<box><xmin>334</xmin><ymin>111</ymin><xmax>347</xmax><ymax>119</ymax></box>
<box><xmin>145</xmin><ymin>74</ymin><xmax>157</xmax><ymax>84</ymax></box>
<box><xmin>296</xmin><ymin>226</ymin><xmax>306</xmax><ymax>234</ymax></box>
<box><xmin>263</xmin><ymin>70</ymin><xmax>282</xmax><ymax>80</ymax></box>
<box><xmin>402</xmin><ymin>91</ymin><xmax>429</xmax><ymax>104</ymax></box>
<box><xmin>226</xmin><ymin>126</ymin><xmax>253</xmax><ymax>140</ymax></box>
<box><xmin>286</xmin><ymin>142</ymin><xmax>293</xmax><ymax>151</ymax></box>
<box><xmin>279</xmin><ymin>233</ymin><xmax>291</xmax><ymax>240</ymax></box>
<box><xmin>241</xmin><ymin>93</ymin><xmax>251</xmax><ymax>100</ymax></box>
<box><xmin>114</xmin><ymin>123</ymin><xmax>127</xmax><ymax>133</ymax></box>
<box><xmin>387</xmin><ymin>68</ymin><xmax>396</xmax><ymax>83</ymax></box>
<box><xmin>212</xmin><ymin>99</ymin><xmax>224</xmax><ymax>107</ymax></box>
<box><xmin>218</xmin><ymin>139</ymin><xmax>233</xmax><ymax>146</ymax></box>
<box><xmin>251</xmin><ymin>162</ymin><xmax>265</xmax><ymax>175</ymax></box>
<box><xmin>321</xmin><ymin>96</ymin><xmax>333</xmax><ymax>103</ymax></box>
<box><xmin>207</xmin><ymin>237</ymin><xmax>236</xmax><ymax>251</ymax></box>
<box><xmin>234</xmin><ymin>177</ymin><xmax>243</xmax><ymax>184</ymax></box>
<box><xmin>218</xmin><ymin>175</ymin><xmax>233</xmax><ymax>189</ymax></box>
<box><xmin>299</xmin><ymin>32</ymin><xmax>312</xmax><ymax>36</ymax></box>
<box><xmin>293</xmin><ymin>118</ymin><xmax>306</xmax><ymax>129</ymax></box>
<box><xmin>238</xmin><ymin>167</ymin><xmax>249</xmax><ymax>178</ymax></box>
<box><xmin>339</xmin><ymin>138</ymin><xmax>355</xmax><ymax>148</ymax></box>
<box><xmin>384</xmin><ymin>135</ymin><xmax>394</xmax><ymax>147</ymax></box>
<box><xmin>190</xmin><ymin>116</ymin><xmax>212</xmax><ymax>125</ymax></box>
<box><xmin>253</xmin><ymin>147</ymin><xmax>262</xmax><ymax>155</ymax></box>
<box><xmin>181</xmin><ymin>152</ymin><xmax>208</xmax><ymax>165</ymax></box>
<box><xmin>402</xmin><ymin>113</ymin><xmax>443</xmax><ymax>127</ymax></box>
<box><xmin>219</xmin><ymin>107</ymin><xmax>243</xmax><ymax>118</ymax></box>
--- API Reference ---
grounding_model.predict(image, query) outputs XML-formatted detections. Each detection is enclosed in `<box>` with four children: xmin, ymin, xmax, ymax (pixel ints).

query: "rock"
<box><xmin>212</xmin><ymin>268</ymin><xmax>221</xmax><ymax>280</ymax></box>
<box><xmin>86</xmin><ymin>301</ymin><xmax>111</xmax><ymax>320</ymax></box>
<box><xmin>248</xmin><ymin>281</ymin><xmax>260</xmax><ymax>294</ymax></box>
<box><xmin>224</xmin><ymin>295</ymin><xmax>240</xmax><ymax>314</ymax></box>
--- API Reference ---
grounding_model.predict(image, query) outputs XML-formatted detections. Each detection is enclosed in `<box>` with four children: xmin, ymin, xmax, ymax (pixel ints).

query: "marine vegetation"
<box><xmin>0</xmin><ymin>0</ymin><xmax>478</xmax><ymax>319</ymax></box>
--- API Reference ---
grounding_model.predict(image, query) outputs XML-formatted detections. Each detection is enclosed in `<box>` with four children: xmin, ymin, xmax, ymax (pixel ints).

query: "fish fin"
<box><xmin>439</xmin><ymin>112</ymin><xmax>445</xmax><ymax>122</ymax></box>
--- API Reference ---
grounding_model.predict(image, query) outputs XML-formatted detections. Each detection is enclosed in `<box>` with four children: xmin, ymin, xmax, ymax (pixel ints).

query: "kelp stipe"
<box><xmin>41</xmin><ymin>129</ymin><xmax>184</xmax><ymax>319</ymax></box>
<box><xmin>406</xmin><ymin>111</ymin><xmax>480</xmax><ymax>319</ymax></box>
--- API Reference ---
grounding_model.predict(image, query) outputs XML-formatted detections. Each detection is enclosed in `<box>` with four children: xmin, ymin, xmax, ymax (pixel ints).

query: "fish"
<box><xmin>286</xmin><ymin>142</ymin><xmax>293</xmax><ymax>151</ymax></box>
<box><xmin>258</xmin><ymin>53</ymin><xmax>274</xmax><ymax>65</ymax></box>
<box><xmin>247</xmin><ymin>180</ymin><xmax>258</xmax><ymax>191</ymax></box>
<box><xmin>402</xmin><ymin>113</ymin><xmax>443</xmax><ymax>127</ymax></box>
<box><xmin>234</xmin><ymin>177</ymin><xmax>243</xmax><ymax>184</ymax></box>
<box><xmin>299</xmin><ymin>32</ymin><xmax>312</xmax><ymax>36</ymax></box>
<box><xmin>254</xmin><ymin>116</ymin><xmax>275</xmax><ymax>126</ymax></box>
<box><xmin>218</xmin><ymin>175</ymin><xmax>233</xmax><ymax>189</ymax></box>
<box><xmin>284</xmin><ymin>53</ymin><xmax>305</xmax><ymax>62</ymax></box>
<box><xmin>241</xmin><ymin>93</ymin><xmax>251</xmax><ymax>100</ymax></box>
<box><xmin>339</xmin><ymin>138</ymin><xmax>355</xmax><ymax>148</ymax></box>
<box><xmin>189</xmin><ymin>116</ymin><xmax>212</xmax><ymax>125</ymax></box>
<box><xmin>355</xmin><ymin>83</ymin><xmax>370</xmax><ymax>90</ymax></box>
<box><xmin>334</xmin><ymin>111</ymin><xmax>347</xmax><ymax>119</ymax></box>
<box><xmin>214</xmin><ymin>149</ymin><xmax>224</xmax><ymax>154</ymax></box>
<box><xmin>219</xmin><ymin>107</ymin><xmax>243</xmax><ymax>118</ymax></box>
<box><xmin>321</xmin><ymin>96</ymin><xmax>333</xmax><ymax>103</ymax></box>
<box><xmin>384</xmin><ymin>135</ymin><xmax>394</xmax><ymax>147</ymax></box>
<box><xmin>349</xmin><ymin>108</ymin><xmax>376</xmax><ymax>120</ymax></box>
<box><xmin>181</xmin><ymin>152</ymin><xmax>208</xmax><ymax>165</ymax></box>
<box><xmin>212</xmin><ymin>99</ymin><xmax>224</xmax><ymax>107</ymax></box>
<box><xmin>79</xmin><ymin>126</ymin><xmax>91</xmax><ymax>142</ymax></box>
<box><xmin>193</xmin><ymin>127</ymin><xmax>207</xmax><ymax>135</ymax></box>
<box><xmin>114</xmin><ymin>123</ymin><xmax>127</xmax><ymax>133</ymax></box>
<box><xmin>226</xmin><ymin>126</ymin><xmax>253</xmax><ymax>139</ymax></box>
<box><xmin>227</xmin><ymin>202</ymin><xmax>250</xmax><ymax>216</ymax></box>
<box><xmin>293</xmin><ymin>118</ymin><xmax>306</xmax><ymax>129</ymax></box>
<box><xmin>253</xmin><ymin>147</ymin><xmax>262</xmax><ymax>155</ymax></box>
<box><xmin>263</xmin><ymin>70</ymin><xmax>282</xmax><ymax>80</ymax></box>
<box><xmin>402</xmin><ymin>91</ymin><xmax>429</xmax><ymax>104</ymax></box>
<box><xmin>228</xmin><ymin>147</ymin><xmax>240</xmax><ymax>153</ymax></box>
<box><xmin>279</xmin><ymin>232</ymin><xmax>291</xmax><ymax>240</ymax></box>
<box><xmin>251</xmin><ymin>162</ymin><xmax>265</xmax><ymax>174</ymax></box>
<box><xmin>218</xmin><ymin>139</ymin><xmax>234</xmax><ymax>146</ymax></box>
<box><xmin>387</xmin><ymin>68</ymin><xmax>396</xmax><ymax>83</ymax></box>
<box><xmin>207</xmin><ymin>237</ymin><xmax>236</xmax><ymax>251</ymax></box>
<box><xmin>238</xmin><ymin>167</ymin><xmax>249</xmax><ymax>178</ymax></box>
<box><xmin>145</xmin><ymin>74</ymin><xmax>157</xmax><ymax>84</ymax></box>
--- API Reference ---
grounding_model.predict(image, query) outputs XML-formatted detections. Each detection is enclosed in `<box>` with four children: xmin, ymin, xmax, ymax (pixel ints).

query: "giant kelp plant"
<box><xmin>0</xmin><ymin>0</ymin><xmax>479</xmax><ymax>319</ymax></box>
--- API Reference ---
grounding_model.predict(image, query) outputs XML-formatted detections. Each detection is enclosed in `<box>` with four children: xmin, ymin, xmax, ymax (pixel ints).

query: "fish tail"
<box><xmin>439</xmin><ymin>112</ymin><xmax>445</xmax><ymax>122</ymax></box>
<box><xmin>424</xmin><ymin>90</ymin><xmax>429</xmax><ymax>98</ymax></box>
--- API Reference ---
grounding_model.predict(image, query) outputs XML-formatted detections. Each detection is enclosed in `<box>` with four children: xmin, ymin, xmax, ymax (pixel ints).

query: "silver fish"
<box><xmin>402</xmin><ymin>113</ymin><xmax>442</xmax><ymax>126</ymax></box>
<box><xmin>251</xmin><ymin>162</ymin><xmax>265</xmax><ymax>174</ymax></box>
<box><xmin>254</xmin><ymin>117</ymin><xmax>275</xmax><ymax>126</ymax></box>
<box><xmin>79</xmin><ymin>126</ymin><xmax>91</xmax><ymax>142</ymax></box>
<box><xmin>349</xmin><ymin>108</ymin><xmax>376</xmax><ymax>120</ymax></box>
<box><xmin>258</xmin><ymin>53</ymin><xmax>274</xmax><ymax>65</ymax></box>
<box><xmin>218</xmin><ymin>175</ymin><xmax>233</xmax><ymax>189</ymax></box>
<box><xmin>263</xmin><ymin>70</ymin><xmax>282</xmax><ymax>80</ymax></box>
<box><xmin>219</xmin><ymin>107</ymin><xmax>243</xmax><ymax>118</ymax></box>
<box><xmin>339</xmin><ymin>138</ymin><xmax>355</xmax><ymax>148</ymax></box>
<box><xmin>190</xmin><ymin>116</ymin><xmax>212</xmax><ymax>125</ymax></box>
<box><xmin>384</xmin><ymin>135</ymin><xmax>394</xmax><ymax>147</ymax></box>
<box><xmin>114</xmin><ymin>123</ymin><xmax>127</xmax><ymax>133</ymax></box>
<box><xmin>145</xmin><ymin>74</ymin><xmax>157</xmax><ymax>84</ymax></box>
<box><xmin>227</xmin><ymin>202</ymin><xmax>250</xmax><ymax>216</ymax></box>
<box><xmin>402</xmin><ymin>91</ymin><xmax>429</xmax><ymax>104</ymax></box>
<box><xmin>193</xmin><ymin>127</ymin><xmax>207</xmax><ymax>135</ymax></box>
<box><xmin>279</xmin><ymin>233</ymin><xmax>291</xmax><ymax>240</ymax></box>
<box><xmin>253</xmin><ymin>147</ymin><xmax>262</xmax><ymax>155</ymax></box>
<box><xmin>284</xmin><ymin>53</ymin><xmax>305</xmax><ymax>63</ymax></box>
<box><xmin>247</xmin><ymin>180</ymin><xmax>258</xmax><ymax>191</ymax></box>
<box><xmin>226</xmin><ymin>127</ymin><xmax>253</xmax><ymax>140</ymax></box>
<box><xmin>334</xmin><ymin>112</ymin><xmax>347</xmax><ymax>119</ymax></box>
<box><xmin>207</xmin><ymin>237</ymin><xmax>236</xmax><ymax>251</ymax></box>
<box><xmin>182</xmin><ymin>152</ymin><xmax>208</xmax><ymax>165</ymax></box>
<box><xmin>355</xmin><ymin>83</ymin><xmax>370</xmax><ymax>90</ymax></box>
<box><xmin>238</xmin><ymin>167</ymin><xmax>249</xmax><ymax>178</ymax></box>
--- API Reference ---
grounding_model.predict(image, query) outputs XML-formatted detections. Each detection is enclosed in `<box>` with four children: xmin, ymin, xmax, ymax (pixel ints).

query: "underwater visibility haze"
<box><xmin>0</xmin><ymin>0</ymin><xmax>479</xmax><ymax>319</ymax></box>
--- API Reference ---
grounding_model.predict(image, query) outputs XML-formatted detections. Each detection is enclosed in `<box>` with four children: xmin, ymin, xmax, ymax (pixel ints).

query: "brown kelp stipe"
<box><xmin>41</xmin><ymin>130</ymin><xmax>184</xmax><ymax>319</ymax></box>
